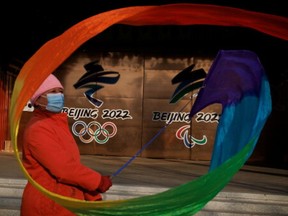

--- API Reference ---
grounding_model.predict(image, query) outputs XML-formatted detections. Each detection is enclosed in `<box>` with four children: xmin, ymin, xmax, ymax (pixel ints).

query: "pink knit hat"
<box><xmin>30</xmin><ymin>74</ymin><xmax>64</xmax><ymax>105</ymax></box>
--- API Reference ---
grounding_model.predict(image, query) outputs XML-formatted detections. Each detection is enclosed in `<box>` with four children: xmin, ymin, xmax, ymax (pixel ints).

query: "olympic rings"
<box><xmin>72</xmin><ymin>120</ymin><xmax>117</xmax><ymax>144</ymax></box>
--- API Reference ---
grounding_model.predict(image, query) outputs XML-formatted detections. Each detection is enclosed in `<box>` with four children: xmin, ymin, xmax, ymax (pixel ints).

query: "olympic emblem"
<box><xmin>72</xmin><ymin>121</ymin><xmax>117</xmax><ymax>144</ymax></box>
<box><xmin>176</xmin><ymin>125</ymin><xmax>207</xmax><ymax>148</ymax></box>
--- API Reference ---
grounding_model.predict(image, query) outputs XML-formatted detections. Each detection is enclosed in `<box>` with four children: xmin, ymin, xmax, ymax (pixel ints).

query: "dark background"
<box><xmin>1</xmin><ymin>0</ymin><xmax>287</xmax><ymax>168</ymax></box>
<box><xmin>1</xmin><ymin>0</ymin><xmax>287</xmax><ymax>70</ymax></box>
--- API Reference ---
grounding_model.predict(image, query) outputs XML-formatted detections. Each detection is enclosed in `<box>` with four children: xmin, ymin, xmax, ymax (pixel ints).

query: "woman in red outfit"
<box><xmin>21</xmin><ymin>74</ymin><xmax>112</xmax><ymax>216</ymax></box>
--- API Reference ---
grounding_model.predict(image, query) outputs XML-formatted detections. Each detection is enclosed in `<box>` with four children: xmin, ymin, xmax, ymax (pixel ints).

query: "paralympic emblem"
<box><xmin>72</xmin><ymin>120</ymin><xmax>117</xmax><ymax>144</ymax></box>
<box><xmin>176</xmin><ymin>125</ymin><xmax>207</xmax><ymax>148</ymax></box>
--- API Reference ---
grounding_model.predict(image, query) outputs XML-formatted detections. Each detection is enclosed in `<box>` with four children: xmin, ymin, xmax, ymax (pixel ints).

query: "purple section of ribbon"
<box><xmin>190</xmin><ymin>50</ymin><xmax>264</xmax><ymax>118</ymax></box>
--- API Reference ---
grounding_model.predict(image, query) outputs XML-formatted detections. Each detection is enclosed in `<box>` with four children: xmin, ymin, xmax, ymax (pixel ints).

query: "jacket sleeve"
<box><xmin>25</xmin><ymin>121</ymin><xmax>102</xmax><ymax>191</ymax></box>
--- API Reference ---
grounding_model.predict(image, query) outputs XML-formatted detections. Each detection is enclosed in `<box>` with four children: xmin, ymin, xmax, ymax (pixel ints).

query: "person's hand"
<box><xmin>97</xmin><ymin>175</ymin><xmax>112</xmax><ymax>193</ymax></box>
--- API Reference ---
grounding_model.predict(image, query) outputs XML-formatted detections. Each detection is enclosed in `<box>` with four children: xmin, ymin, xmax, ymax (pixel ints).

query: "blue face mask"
<box><xmin>45</xmin><ymin>93</ymin><xmax>64</xmax><ymax>113</ymax></box>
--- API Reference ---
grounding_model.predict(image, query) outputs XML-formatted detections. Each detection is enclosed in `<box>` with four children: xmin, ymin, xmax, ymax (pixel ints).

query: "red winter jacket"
<box><xmin>21</xmin><ymin>110</ymin><xmax>102</xmax><ymax>216</ymax></box>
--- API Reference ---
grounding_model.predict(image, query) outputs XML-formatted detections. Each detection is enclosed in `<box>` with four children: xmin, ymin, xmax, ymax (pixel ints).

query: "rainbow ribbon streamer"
<box><xmin>9</xmin><ymin>3</ymin><xmax>286</xmax><ymax>215</ymax></box>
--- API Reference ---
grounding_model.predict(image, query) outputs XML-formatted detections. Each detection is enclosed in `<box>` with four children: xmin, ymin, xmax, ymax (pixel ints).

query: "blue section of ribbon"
<box><xmin>189</xmin><ymin>50</ymin><xmax>272</xmax><ymax>171</ymax></box>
